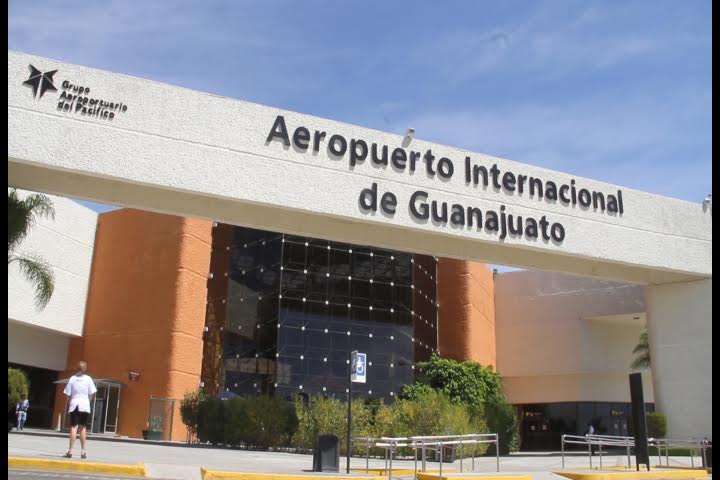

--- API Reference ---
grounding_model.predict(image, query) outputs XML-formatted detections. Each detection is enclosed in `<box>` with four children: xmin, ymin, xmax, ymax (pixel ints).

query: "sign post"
<box><xmin>347</xmin><ymin>350</ymin><xmax>366</xmax><ymax>473</ymax></box>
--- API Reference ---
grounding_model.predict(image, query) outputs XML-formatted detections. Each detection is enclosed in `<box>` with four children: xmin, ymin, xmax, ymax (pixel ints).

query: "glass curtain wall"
<box><xmin>201</xmin><ymin>225</ymin><xmax>438</xmax><ymax>402</ymax></box>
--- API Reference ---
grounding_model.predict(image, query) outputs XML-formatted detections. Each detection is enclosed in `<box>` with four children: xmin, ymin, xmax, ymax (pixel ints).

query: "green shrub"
<box><xmin>399</xmin><ymin>383</ymin><xmax>435</xmax><ymax>401</ymax></box>
<box><xmin>8</xmin><ymin>368</ymin><xmax>29</xmax><ymax>406</ymax></box>
<box><xmin>392</xmin><ymin>390</ymin><xmax>488</xmax><ymax>457</ymax></box>
<box><xmin>197</xmin><ymin>395</ymin><xmax>297</xmax><ymax>449</ymax></box>
<box><xmin>193</xmin><ymin>375</ymin><xmax>515</xmax><ymax>456</ymax></box>
<box><xmin>416</xmin><ymin>354</ymin><xmax>502</xmax><ymax>406</ymax></box>
<box><xmin>197</xmin><ymin>396</ymin><xmax>225</xmax><ymax>445</ymax></box>
<box><xmin>646</xmin><ymin>412</ymin><xmax>667</xmax><ymax>439</ymax></box>
<box><xmin>290</xmin><ymin>393</ymin><xmax>486</xmax><ymax>457</ymax></box>
<box><xmin>393</xmin><ymin>390</ymin><xmax>464</xmax><ymax>436</ymax></box>
<box><xmin>222</xmin><ymin>397</ymin><xmax>249</xmax><ymax>446</ymax></box>
<box><xmin>180</xmin><ymin>389</ymin><xmax>205</xmax><ymax>442</ymax></box>
<box><xmin>484</xmin><ymin>395</ymin><xmax>519</xmax><ymax>455</ymax></box>
<box><xmin>401</xmin><ymin>354</ymin><xmax>520</xmax><ymax>454</ymax></box>
<box><xmin>241</xmin><ymin>396</ymin><xmax>296</xmax><ymax>449</ymax></box>
<box><xmin>292</xmin><ymin>395</ymin><xmax>347</xmax><ymax>452</ymax></box>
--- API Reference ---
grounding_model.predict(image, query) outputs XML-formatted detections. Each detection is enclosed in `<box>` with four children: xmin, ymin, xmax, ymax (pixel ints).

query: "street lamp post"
<box><xmin>347</xmin><ymin>351</ymin><xmax>353</xmax><ymax>474</ymax></box>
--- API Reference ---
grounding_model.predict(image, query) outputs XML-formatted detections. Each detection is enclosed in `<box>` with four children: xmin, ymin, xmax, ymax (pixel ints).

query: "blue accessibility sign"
<box><xmin>351</xmin><ymin>351</ymin><xmax>367</xmax><ymax>384</ymax></box>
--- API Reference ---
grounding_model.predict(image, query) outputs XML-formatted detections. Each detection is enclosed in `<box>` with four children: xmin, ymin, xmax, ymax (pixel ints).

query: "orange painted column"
<box><xmin>436</xmin><ymin>258</ymin><xmax>496</xmax><ymax>368</ymax></box>
<box><xmin>53</xmin><ymin>209</ymin><xmax>211</xmax><ymax>441</ymax></box>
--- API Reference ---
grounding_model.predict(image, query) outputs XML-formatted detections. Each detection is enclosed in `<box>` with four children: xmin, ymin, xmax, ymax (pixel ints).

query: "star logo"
<box><xmin>23</xmin><ymin>64</ymin><xmax>58</xmax><ymax>99</ymax></box>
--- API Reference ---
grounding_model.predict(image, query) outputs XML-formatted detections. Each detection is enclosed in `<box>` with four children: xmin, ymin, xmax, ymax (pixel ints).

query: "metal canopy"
<box><xmin>53</xmin><ymin>377</ymin><xmax>127</xmax><ymax>388</ymax></box>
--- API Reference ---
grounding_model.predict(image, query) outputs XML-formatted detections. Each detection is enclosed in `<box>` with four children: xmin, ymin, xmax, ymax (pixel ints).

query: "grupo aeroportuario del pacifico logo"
<box><xmin>22</xmin><ymin>64</ymin><xmax>129</xmax><ymax>120</ymax></box>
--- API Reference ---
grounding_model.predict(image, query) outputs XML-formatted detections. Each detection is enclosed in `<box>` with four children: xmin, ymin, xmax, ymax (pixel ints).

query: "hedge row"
<box><xmin>195</xmin><ymin>390</ymin><xmax>493</xmax><ymax>456</ymax></box>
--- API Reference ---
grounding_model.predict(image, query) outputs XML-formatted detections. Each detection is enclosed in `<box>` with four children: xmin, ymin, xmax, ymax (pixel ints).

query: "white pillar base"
<box><xmin>646</xmin><ymin>279</ymin><xmax>712</xmax><ymax>439</ymax></box>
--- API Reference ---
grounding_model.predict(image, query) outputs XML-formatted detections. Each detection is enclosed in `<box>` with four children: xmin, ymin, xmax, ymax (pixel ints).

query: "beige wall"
<box><xmin>495</xmin><ymin>270</ymin><xmax>653</xmax><ymax>404</ymax></box>
<box><xmin>8</xmin><ymin>189</ymin><xmax>97</xmax><ymax>339</ymax></box>
<box><xmin>646</xmin><ymin>279</ymin><xmax>712</xmax><ymax>439</ymax></box>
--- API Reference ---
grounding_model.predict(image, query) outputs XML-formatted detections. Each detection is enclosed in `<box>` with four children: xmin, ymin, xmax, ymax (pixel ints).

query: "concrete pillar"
<box><xmin>645</xmin><ymin>279</ymin><xmax>712</xmax><ymax>439</ymax></box>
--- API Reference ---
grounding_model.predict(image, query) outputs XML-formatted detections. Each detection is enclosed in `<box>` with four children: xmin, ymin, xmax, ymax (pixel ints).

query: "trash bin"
<box><xmin>313</xmin><ymin>434</ymin><xmax>340</xmax><ymax>472</ymax></box>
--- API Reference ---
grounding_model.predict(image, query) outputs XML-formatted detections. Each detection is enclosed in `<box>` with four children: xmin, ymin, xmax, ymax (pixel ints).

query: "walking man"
<box><xmin>15</xmin><ymin>398</ymin><xmax>29</xmax><ymax>430</ymax></box>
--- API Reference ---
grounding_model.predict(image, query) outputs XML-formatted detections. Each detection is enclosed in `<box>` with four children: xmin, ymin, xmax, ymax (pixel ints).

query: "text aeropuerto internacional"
<box><xmin>266</xmin><ymin>115</ymin><xmax>625</xmax><ymax>245</ymax></box>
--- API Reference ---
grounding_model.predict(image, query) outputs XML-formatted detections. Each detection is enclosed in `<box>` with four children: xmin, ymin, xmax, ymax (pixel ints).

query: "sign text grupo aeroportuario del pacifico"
<box><xmin>266</xmin><ymin>115</ymin><xmax>624</xmax><ymax>245</ymax></box>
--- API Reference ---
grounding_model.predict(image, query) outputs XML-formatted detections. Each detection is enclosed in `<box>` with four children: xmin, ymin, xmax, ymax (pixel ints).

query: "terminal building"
<box><xmin>9</xmin><ymin>51</ymin><xmax>711</xmax><ymax>447</ymax></box>
<box><xmin>8</xmin><ymin>191</ymin><xmax>655</xmax><ymax>449</ymax></box>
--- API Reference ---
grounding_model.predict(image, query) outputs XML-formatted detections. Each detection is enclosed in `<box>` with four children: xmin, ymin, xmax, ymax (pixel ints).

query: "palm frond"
<box><xmin>630</xmin><ymin>327</ymin><xmax>651</xmax><ymax>369</ymax></box>
<box><xmin>8</xmin><ymin>189</ymin><xmax>55</xmax><ymax>253</ymax></box>
<box><xmin>24</xmin><ymin>193</ymin><xmax>56</xmax><ymax>219</ymax></box>
<box><xmin>12</xmin><ymin>254</ymin><xmax>55</xmax><ymax>309</ymax></box>
<box><xmin>630</xmin><ymin>353</ymin><xmax>651</xmax><ymax>369</ymax></box>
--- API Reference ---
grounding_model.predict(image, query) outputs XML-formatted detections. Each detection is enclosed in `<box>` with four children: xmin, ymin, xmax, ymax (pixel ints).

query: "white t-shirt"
<box><xmin>63</xmin><ymin>374</ymin><xmax>98</xmax><ymax>413</ymax></box>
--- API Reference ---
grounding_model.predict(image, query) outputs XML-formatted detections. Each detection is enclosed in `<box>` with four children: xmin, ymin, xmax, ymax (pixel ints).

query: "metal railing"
<box><xmin>562</xmin><ymin>434</ymin><xmax>635</xmax><ymax>469</ymax></box>
<box><xmin>353</xmin><ymin>433</ymin><xmax>500</xmax><ymax>479</ymax></box>
<box><xmin>649</xmin><ymin>437</ymin><xmax>712</xmax><ymax>469</ymax></box>
<box><xmin>561</xmin><ymin>434</ymin><xmax>712</xmax><ymax>470</ymax></box>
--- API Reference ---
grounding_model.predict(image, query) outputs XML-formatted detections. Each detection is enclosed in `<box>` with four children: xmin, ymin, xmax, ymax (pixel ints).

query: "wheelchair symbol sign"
<box><xmin>351</xmin><ymin>351</ymin><xmax>367</xmax><ymax>383</ymax></box>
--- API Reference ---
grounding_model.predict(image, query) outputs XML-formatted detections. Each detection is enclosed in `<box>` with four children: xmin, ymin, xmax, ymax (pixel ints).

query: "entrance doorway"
<box><xmin>54</xmin><ymin>378</ymin><xmax>124</xmax><ymax>435</ymax></box>
<box><xmin>90</xmin><ymin>382</ymin><xmax>121</xmax><ymax>434</ymax></box>
<box><xmin>7</xmin><ymin>363</ymin><xmax>58</xmax><ymax>429</ymax></box>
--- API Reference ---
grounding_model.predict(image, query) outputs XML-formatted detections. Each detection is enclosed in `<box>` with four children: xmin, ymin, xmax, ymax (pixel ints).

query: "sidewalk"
<box><xmin>7</xmin><ymin>432</ymin><xmax>707</xmax><ymax>480</ymax></box>
<box><xmin>11</xmin><ymin>427</ymin><xmax>189</xmax><ymax>447</ymax></box>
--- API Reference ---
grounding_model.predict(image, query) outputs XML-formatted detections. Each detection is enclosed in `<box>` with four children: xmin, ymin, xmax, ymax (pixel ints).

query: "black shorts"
<box><xmin>70</xmin><ymin>407</ymin><xmax>89</xmax><ymax>427</ymax></box>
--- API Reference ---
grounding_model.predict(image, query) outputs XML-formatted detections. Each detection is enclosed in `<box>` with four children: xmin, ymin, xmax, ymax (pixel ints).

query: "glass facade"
<box><xmin>518</xmin><ymin>402</ymin><xmax>656</xmax><ymax>451</ymax></box>
<box><xmin>201</xmin><ymin>224</ymin><xmax>438</xmax><ymax>402</ymax></box>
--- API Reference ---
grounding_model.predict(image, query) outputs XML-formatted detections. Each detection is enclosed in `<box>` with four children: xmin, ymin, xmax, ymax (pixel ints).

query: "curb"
<box><xmin>655</xmin><ymin>465</ymin><xmax>712</xmax><ymax>473</ymax></box>
<box><xmin>200</xmin><ymin>469</ymin><xmax>385</xmax><ymax>480</ymax></box>
<box><xmin>8</xmin><ymin>456</ymin><xmax>147</xmax><ymax>477</ymax></box>
<box><xmin>552</xmin><ymin>468</ymin><xmax>709</xmax><ymax>480</ymax></box>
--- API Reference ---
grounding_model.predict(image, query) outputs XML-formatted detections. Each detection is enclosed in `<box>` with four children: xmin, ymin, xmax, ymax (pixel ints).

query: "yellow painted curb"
<box><xmin>655</xmin><ymin>465</ymin><xmax>712</xmax><ymax>473</ymax></box>
<box><xmin>552</xmin><ymin>469</ymin><xmax>709</xmax><ymax>480</ymax></box>
<box><xmin>416</xmin><ymin>473</ymin><xmax>531</xmax><ymax>480</ymax></box>
<box><xmin>8</xmin><ymin>456</ymin><xmax>147</xmax><ymax>476</ymax></box>
<box><xmin>567</xmin><ymin>466</ymin><xmax>635</xmax><ymax>471</ymax></box>
<box><xmin>200</xmin><ymin>469</ymin><xmax>385</xmax><ymax>480</ymax></box>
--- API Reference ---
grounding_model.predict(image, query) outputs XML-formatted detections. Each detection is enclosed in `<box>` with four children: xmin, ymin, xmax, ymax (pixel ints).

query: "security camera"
<box><xmin>405</xmin><ymin>128</ymin><xmax>415</xmax><ymax>139</ymax></box>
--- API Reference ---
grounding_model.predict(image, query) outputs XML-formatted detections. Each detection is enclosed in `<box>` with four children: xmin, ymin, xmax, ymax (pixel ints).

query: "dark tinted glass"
<box><xmin>202</xmin><ymin>225</ymin><xmax>439</xmax><ymax>402</ymax></box>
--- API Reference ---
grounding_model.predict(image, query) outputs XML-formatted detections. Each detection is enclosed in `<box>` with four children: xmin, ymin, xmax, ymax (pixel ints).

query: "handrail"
<box><xmin>561</xmin><ymin>433</ymin><xmax>711</xmax><ymax>470</ymax></box>
<box><xmin>351</xmin><ymin>432</ymin><xmax>500</xmax><ymax>479</ymax></box>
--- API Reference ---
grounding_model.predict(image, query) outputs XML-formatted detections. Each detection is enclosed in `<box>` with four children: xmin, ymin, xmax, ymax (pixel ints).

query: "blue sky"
<box><xmin>8</xmin><ymin>1</ymin><xmax>712</xmax><ymax>269</ymax></box>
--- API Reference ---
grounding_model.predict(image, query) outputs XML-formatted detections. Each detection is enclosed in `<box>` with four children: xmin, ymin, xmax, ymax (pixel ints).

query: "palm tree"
<box><xmin>8</xmin><ymin>189</ymin><xmax>56</xmax><ymax>309</ymax></box>
<box><xmin>631</xmin><ymin>327</ymin><xmax>651</xmax><ymax>369</ymax></box>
